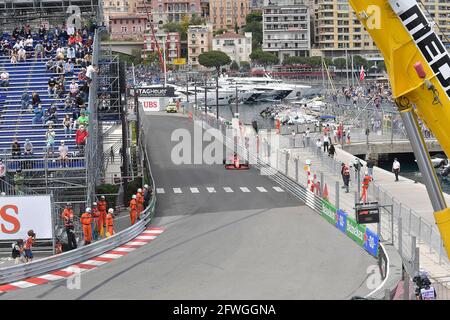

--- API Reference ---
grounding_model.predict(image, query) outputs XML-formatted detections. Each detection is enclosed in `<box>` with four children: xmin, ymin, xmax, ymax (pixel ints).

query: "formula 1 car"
<box><xmin>224</xmin><ymin>153</ymin><xmax>249</xmax><ymax>170</ymax></box>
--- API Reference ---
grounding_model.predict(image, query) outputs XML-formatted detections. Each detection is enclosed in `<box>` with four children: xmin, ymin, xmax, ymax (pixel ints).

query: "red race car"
<box><xmin>224</xmin><ymin>153</ymin><xmax>249</xmax><ymax>170</ymax></box>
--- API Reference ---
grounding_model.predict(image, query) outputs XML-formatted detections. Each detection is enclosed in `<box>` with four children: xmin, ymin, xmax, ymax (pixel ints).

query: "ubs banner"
<box><xmin>0</xmin><ymin>195</ymin><xmax>53</xmax><ymax>240</ymax></box>
<box><xmin>134</xmin><ymin>87</ymin><xmax>176</xmax><ymax>113</ymax></box>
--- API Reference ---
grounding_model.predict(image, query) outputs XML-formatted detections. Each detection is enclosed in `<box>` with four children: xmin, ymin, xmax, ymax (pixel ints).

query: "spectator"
<box><xmin>14</xmin><ymin>169</ymin><xmax>24</xmax><ymax>195</ymax></box>
<box><xmin>11</xmin><ymin>139</ymin><xmax>21</xmax><ymax>158</ymax></box>
<box><xmin>24</xmin><ymin>35</ymin><xmax>33</xmax><ymax>51</ymax></box>
<box><xmin>57</xmin><ymin>141</ymin><xmax>69</xmax><ymax>168</ymax></box>
<box><xmin>366</xmin><ymin>156</ymin><xmax>375</xmax><ymax>180</ymax></box>
<box><xmin>64</xmin><ymin>94</ymin><xmax>73</xmax><ymax>111</ymax></box>
<box><xmin>45</xmin><ymin>126</ymin><xmax>56</xmax><ymax>157</ymax></box>
<box><xmin>78</xmin><ymin>67</ymin><xmax>87</xmax><ymax>81</ymax></box>
<box><xmin>34</xmin><ymin>41</ymin><xmax>44</xmax><ymax>60</ymax></box>
<box><xmin>48</xmin><ymin>77</ymin><xmax>57</xmax><ymax>97</ymax></box>
<box><xmin>17</xmin><ymin>47</ymin><xmax>26</xmax><ymax>62</ymax></box>
<box><xmin>77</xmin><ymin>110</ymin><xmax>89</xmax><ymax>128</ymax></box>
<box><xmin>46</xmin><ymin>58</ymin><xmax>55</xmax><ymax>72</ymax></box>
<box><xmin>44</xmin><ymin>42</ymin><xmax>53</xmax><ymax>57</ymax></box>
<box><xmin>328</xmin><ymin>143</ymin><xmax>335</xmax><ymax>158</ymax></box>
<box><xmin>86</xmin><ymin>63</ymin><xmax>98</xmax><ymax>82</ymax></box>
<box><xmin>75</xmin><ymin>125</ymin><xmax>88</xmax><ymax>155</ymax></box>
<box><xmin>110</xmin><ymin>146</ymin><xmax>114</xmax><ymax>163</ymax></box>
<box><xmin>24</xmin><ymin>230</ymin><xmax>36</xmax><ymax>263</ymax></box>
<box><xmin>31</xmin><ymin>91</ymin><xmax>41</xmax><ymax>106</ymax></box>
<box><xmin>0</xmin><ymin>70</ymin><xmax>9</xmax><ymax>88</ymax></box>
<box><xmin>45</xmin><ymin>106</ymin><xmax>58</xmax><ymax>125</ymax></box>
<box><xmin>21</xmin><ymin>91</ymin><xmax>30</xmax><ymax>110</ymax></box>
<box><xmin>32</xmin><ymin>105</ymin><xmax>44</xmax><ymax>125</ymax></box>
<box><xmin>65</xmin><ymin>59</ymin><xmax>74</xmax><ymax>76</ymax></box>
<box><xmin>10</xmin><ymin>50</ymin><xmax>17</xmax><ymax>64</ymax></box>
<box><xmin>63</xmin><ymin>114</ymin><xmax>73</xmax><ymax>138</ymax></box>
<box><xmin>69</xmin><ymin>79</ymin><xmax>79</xmax><ymax>96</ymax></box>
<box><xmin>392</xmin><ymin>158</ymin><xmax>401</xmax><ymax>182</ymax></box>
<box><xmin>0</xmin><ymin>159</ymin><xmax>6</xmax><ymax>191</ymax></box>
<box><xmin>66</xmin><ymin>45</ymin><xmax>76</xmax><ymax>61</ymax></box>
<box><xmin>23</xmin><ymin>139</ymin><xmax>33</xmax><ymax>156</ymax></box>
<box><xmin>341</xmin><ymin>163</ymin><xmax>350</xmax><ymax>193</ymax></box>
<box><xmin>11</xmin><ymin>239</ymin><xmax>25</xmax><ymax>265</ymax></box>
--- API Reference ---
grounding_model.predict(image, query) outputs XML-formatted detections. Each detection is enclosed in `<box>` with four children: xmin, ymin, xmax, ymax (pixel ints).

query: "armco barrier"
<box><xmin>0</xmin><ymin>145</ymin><xmax>157</xmax><ymax>285</ymax></box>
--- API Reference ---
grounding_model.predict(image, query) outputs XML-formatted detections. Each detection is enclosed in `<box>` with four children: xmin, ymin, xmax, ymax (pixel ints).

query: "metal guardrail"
<box><xmin>0</xmin><ymin>137</ymin><xmax>157</xmax><ymax>285</ymax></box>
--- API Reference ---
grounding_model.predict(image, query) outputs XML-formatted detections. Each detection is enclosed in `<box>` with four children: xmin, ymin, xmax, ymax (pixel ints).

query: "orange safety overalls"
<box><xmin>62</xmin><ymin>208</ymin><xmax>74</xmax><ymax>228</ymax></box>
<box><xmin>361</xmin><ymin>175</ymin><xmax>372</xmax><ymax>203</ymax></box>
<box><xmin>106</xmin><ymin>213</ymin><xmax>114</xmax><ymax>237</ymax></box>
<box><xmin>136</xmin><ymin>192</ymin><xmax>144</xmax><ymax>218</ymax></box>
<box><xmin>80</xmin><ymin>212</ymin><xmax>93</xmax><ymax>245</ymax></box>
<box><xmin>130</xmin><ymin>199</ymin><xmax>137</xmax><ymax>225</ymax></box>
<box><xmin>97</xmin><ymin>200</ymin><xmax>107</xmax><ymax>237</ymax></box>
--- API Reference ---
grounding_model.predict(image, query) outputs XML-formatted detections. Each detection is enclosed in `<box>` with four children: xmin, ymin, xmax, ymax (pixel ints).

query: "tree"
<box><xmin>283</xmin><ymin>56</ymin><xmax>307</xmax><ymax>65</ymax></box>
<box><xmin>243</xmin><ymin>21</ymin><xmax>262</xmax><ymax>50</ymax></box>
<box><xmin>333</xmin><ymin>58</ymin><xmax>347</xmax><ymax>69</ymax></box>
<box><xmin>352</xmin><ymin>55</ymin><xmax>369</xmax><ymax>69</ymax></box>
<box><xmin>250</xmin><ymin>49</ymin><xmax>279</xmax><ymax>69</ymax></box>
<box><xmin>230</xmin><ymin>60</ymin><xmax>239</xmax><ymax>71</ymax></box>
<box><xmin>240</xmin><ymin>61</ymin><xmax>250</xmax><ymax>71</ymax></box>
<box><xmin>198</xmin><ymin>51</ymin><xmax>231</xmax><ymax>119</ymax></box>
<box><xmin>213</xmin><ymin>28</ymin><xmax>227</xmax><ymax>36</ymax></box>
<box><xmin>246</xmin><ymin>12</ymin><xmax>262</xmax><ymax>24</ymax></box>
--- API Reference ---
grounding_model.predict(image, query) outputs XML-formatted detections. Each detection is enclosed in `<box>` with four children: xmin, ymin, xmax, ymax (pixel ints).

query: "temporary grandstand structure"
<box><xmin>0</xmin><ymin>0</ymin><xmax>102</xmax><ymax>28</ymax></box>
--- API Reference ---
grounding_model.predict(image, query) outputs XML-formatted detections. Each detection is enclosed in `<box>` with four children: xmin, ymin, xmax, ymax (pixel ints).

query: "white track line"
<box><xmin>156</xmin><ymin>188</ymin><xmax>165</xmax><ymax>194</ymax></box>
<box><xmin>223</xmin><ymin>187</ymin><xmax>233</xmax><ymax>193</ymax></box>
<box><xmin>173</xmin><ymin>188</ymin><xmax>182</xmax><ymax>194</ymax></box>
<box><xmin>190</xmin><ymin>187</ymin><xmax>200</xmax><ymax>193</ymax></box>
<box><xmin>207</xmin><ymin>187</ymin><xmax>216</xmax><ymax>193</ymax></box>
<box><xmin>257</xmin><ymin>187</ymin><xmax>267</xmax><ymax>192</ymax></box>
<box><xmin>240</xmin><ymin>187</ymin><xmax>251</xmax><ymax>193</ymax></box>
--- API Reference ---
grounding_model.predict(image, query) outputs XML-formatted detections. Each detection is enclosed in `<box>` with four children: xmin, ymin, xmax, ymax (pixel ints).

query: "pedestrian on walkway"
<box><xmin>305</xmin><ymin>128</ymin><xmax>310</xmax><ymax>147</ymax></box>
<box><xmin>392</xmin><ymin>158</ymin><xmax>401</xmax><ymax>181</ymax></box>
<box><xmin>316</xmin><ymin>138</ymin><xmax>322</xmax><ymax>155</ymax></box>
<box><xmin>110</xmin><ymin>146</ymin><xmax>114</xmax><ymax>163</ymax></box>
<box><xmin>347</xmin><ymin>129</ymin><xmax>351</xmax><ymax>144</ymax></box>
<box><xmin>341</xmin><ymin>163</ymin><xmax>350</xmax><ymax>193</ymax></box>
<box><xmin>11</xmin><ymin>239</ymin><xmax>25</xmax><ymax>264</ymax></box>
<box><xmin>366</xmin><ymin>156</ymin><xmax>375</xmax><ymax>180</ymax></box>
<box><xmin>323</xmin><ymin>133</ymin><xmax>329</xmax><ymax>152</ymax></box>
<box><xmin>328</xmin><ymin>143</ymin><xmax>335</xmax><ymax>158</ymax></box>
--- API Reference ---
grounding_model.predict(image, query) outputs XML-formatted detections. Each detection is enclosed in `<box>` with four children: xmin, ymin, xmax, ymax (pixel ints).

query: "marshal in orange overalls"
<box><xmin>106</xmin><ymin>212</ymin><xmax>114</xmax><ymax>237</ymax></box>
<box><xmin>91</xmin><ymin>206</ymin><xmax>100</xmax><ymax>240</ymax></box>
<box><xmin>80</xmin><ymin>211</ymin><xmax>93</xmax><ymax>245</ymax></box>
<box><xmin>97</xmin><ymin>199</ymin><xmax>107</xmax><ymax>237</ymax></box>
<box><xmin>136</xmin><ymin>191</ymin><xmax>144</xmax><ymax>218</ymax></box>
<box><xmin>361</xmin><ymin>174</ymin><xmax>372</xmax><ymax>203</ymax></box>
<box><xmin>130</xmin><ymin>198</ymin><xmax>137</xmax><ymax>225</ymax></box>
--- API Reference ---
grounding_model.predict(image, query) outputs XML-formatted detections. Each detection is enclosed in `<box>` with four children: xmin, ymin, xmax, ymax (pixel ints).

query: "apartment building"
<box><xmin>212</xmin><ymin>32</ymin><xmax>252</xmax><ymax>63</ymax></box>
<box><xmin>262</xmin><ymin>0</ymin><xmax>311</xmax><ymax>61</ymax></box>
<box><xmin>149</xmin><ymin>0</ymin><xmax>202</xmax><ymax>25</ymax></box>
<box><xmin>109</xmin><ymin>13</ymin><xmax>148</xmax><ymax>40</ymax></box>
<box><xmin>420</xmin><ymin>0</ymin><xmax>450</xmax><ymax>48</ymax></box>
<box><xmin>187</xmin><ymin>24</ymin><xmax>213</xmax><ymax>69</ymax></box>
<box><xmin>143</xmin><ymin>31</ymin><xmax>181</xmax><ymax>64</ymax></box>
<box><xmin>314</xmin><ymin>0</ymin><xmax>378</xmax><ymax>57</ymax></box>
<box><xmin>208</xmin><ymin>0</ymin><xmax>251</xmax><ymax>31</ymax></box>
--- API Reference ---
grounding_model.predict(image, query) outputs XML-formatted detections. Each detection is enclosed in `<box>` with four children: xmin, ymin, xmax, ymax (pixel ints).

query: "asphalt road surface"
<box><xmin>1</xmin><ymin>113</ymin><xmax>375</xmax><ymax>299</ymax></box>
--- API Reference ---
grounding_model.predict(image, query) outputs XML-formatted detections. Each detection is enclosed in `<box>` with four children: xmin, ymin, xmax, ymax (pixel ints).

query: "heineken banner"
<box><xmin>346</xmin><ymin>216</ymin><xmax>366</xmax><ymax>246</ymax></box>
<box><xmin>335</xmin><ymin>209</ymin><xmax>347</xmax><ymax>234</ymax></box>
<box><xmin>364</xmin><ymin>227</ymin><xmax>380</xmax><ymax>257</ymax></box>
<box><xmin>321</xmin><ymin>200</ymin><xmax>337</xmax><ymax>225</ymax></box>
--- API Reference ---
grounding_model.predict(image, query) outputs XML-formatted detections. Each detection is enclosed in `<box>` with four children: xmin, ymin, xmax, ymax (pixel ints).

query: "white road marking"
<box><xmin>257</xmin><ymin>187</ymin><xmax>268</xmax><ymax>192</ymax></box>
<box><xmin>38</xmin><ymin>274</ymin><xmax>66</xmax><ymax>281</ymax></box>
<box><xmin>143</xmin><ymin>229</ymin><xmax>164</xmax><ymax>234</ymax></box>
<box><xmin>207</xmin><ymin>187</ymin><xmax>216</xmax><ymax>193</ymax></box>
<box><xmin>99</xmin><ymin>253</ymin><xmax>123</xmax><ymax>259</ymax></box>
<box><xmin>80</xmin><ymin>260</ymin><xmax>107</xmax><ymax>266</ymax></box>
<box><xmin>273</xmin><ymin>186</ymin><xmax>285</xmax><ymax>192</ymax></box>
<box><xmin>136</xmin><ymin>235</ymin><xmax>157</xmax><ymax>240</ymax></box>
<box><xmin>9</xmin><ymin>281</ymin><xmax>36</xmax><ymax>288</ymax></box>
<box><xmin>126</xmin><ymin>241</ymin><xmax>148</xmax><ymax>246</ymax></box>
<box><xmin>240</xmin><ymin>187</ymin><xmax>251</xmax><ymax>193</ymax></box>
<box><xmin>173</xmin><ymin>188</ymin><xmax>182</xmax><ymax>194</ymax></box>
<box><xmin>223</xmin><ymin>187</ymin><xmax>234</xmax><ymax>193</ymax></box>
<box><xmin>156</xmin><ymin>188</ymin><xmax>165</xmax><ymax>194</ymax></box>
<box><xmin>114</xmin><ymin>247</ymin><xmax>135</xmax><ymax>252</ymax></box>
<box><xmin>190</xmin><ymin>187</ymin><xmax>200</xmax><ymax>193</ymax></box>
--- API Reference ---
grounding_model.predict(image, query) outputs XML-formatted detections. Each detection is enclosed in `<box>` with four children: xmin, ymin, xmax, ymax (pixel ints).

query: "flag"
<box><xmin>360</xmin><ymin>66</ymin><xmax>366</xmax><ymax>81</ymax></box>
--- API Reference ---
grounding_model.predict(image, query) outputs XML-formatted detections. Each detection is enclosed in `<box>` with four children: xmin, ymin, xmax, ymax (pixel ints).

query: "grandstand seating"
<box><xmin>0</xmin><ymin>32</ymin><xmax>91</xmax><ymax>174</ymax></box>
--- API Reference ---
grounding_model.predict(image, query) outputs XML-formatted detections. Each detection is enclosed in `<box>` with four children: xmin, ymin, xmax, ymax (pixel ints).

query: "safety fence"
<box><xmin>184</xmin><ymin>104</ymin><xmax>398</xmax><ymax>299</ymax></box>
<box><xmin>0</xmin><ymin>134</ymin><xmax>157</xmax><ymax>285</ymax></box>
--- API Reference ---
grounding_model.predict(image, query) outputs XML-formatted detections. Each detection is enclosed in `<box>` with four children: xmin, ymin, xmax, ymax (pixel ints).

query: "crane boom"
<box><xmin>348</xmin><ymin>0</ymin><xmax>450</xmax><ymax>258</ymax></box>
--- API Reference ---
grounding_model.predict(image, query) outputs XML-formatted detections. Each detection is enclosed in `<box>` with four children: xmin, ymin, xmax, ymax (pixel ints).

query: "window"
<box><xmin>132</xmin><ymin>26</ymin><xmax>136</xmax><ymax>32</ymax></box>
<box><xmin>216</xmin><ymin>40</ymin><xmax>220</xmax><ymax>45</ymax></box>
<box><xmin>192</xmin><ymin>48</ymin><xmax>196</xmax><ymax>53</ymax></box>
<box><xmin>201</xmin><ymin>48</ymin><xmax>204</xmax><ymax>53</ymax></box>
<box><xmin>121</xmin><ymin>26</ymin><xmax>127</xmax><ymax>32</ymax></box>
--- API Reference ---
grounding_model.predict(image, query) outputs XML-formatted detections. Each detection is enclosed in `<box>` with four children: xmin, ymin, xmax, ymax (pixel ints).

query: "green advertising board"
<box><xmin>346</xmin><ymin>216</ymin><xmax>366</xmax><ymax>246</ymax></box>
<box><xmin>321</xmin><ymin>200</ymin><xmax>337</xmax><ymax>225</ymax></box>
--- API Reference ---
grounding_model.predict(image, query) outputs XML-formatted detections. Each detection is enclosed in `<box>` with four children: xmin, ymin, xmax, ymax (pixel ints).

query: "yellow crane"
<box><xmin>348</xmin><ymin>0</ymin><xmax>450</xmax><ymax>258</ymax></box>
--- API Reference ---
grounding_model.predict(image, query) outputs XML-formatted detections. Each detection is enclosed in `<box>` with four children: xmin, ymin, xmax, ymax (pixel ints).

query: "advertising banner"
<box><xmin>364</xmin><ymin>227</ymin><xmax>380</xmax><ymax>257</ymax></box>
<box><xmin>135</xmin><ymin>87</ymin><xmax>175</xmax><ymax>97</ymax></box>
<box><xmin>0</xmin><ymin>196</ymin><xmax>53</xmax><ymax>240</ymax></box>
<box><xmin>335</xmin><ymin>209</ymin><xmax>347</xmax><ymax>233</ymax></box>
<box><xmin>140</xmin><ymin>97</ymin><xmax>161</xmax><ymax>112</ymax></box>
<box><xmin>346</xmin><ymin>216</ymin><xmax>366</xmax><ymax>246</ymax></box>
<box><xmin>321</xmin><ymin>199</ymin><xmax>337</xmax><ymax>225</ymax></box>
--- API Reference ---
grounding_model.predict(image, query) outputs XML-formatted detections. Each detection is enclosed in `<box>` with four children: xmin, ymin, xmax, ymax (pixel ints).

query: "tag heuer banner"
<box><xmin>133</xmin><ymin>87</ymin><xmax>176</xmax><ymax>98</ymax></box>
